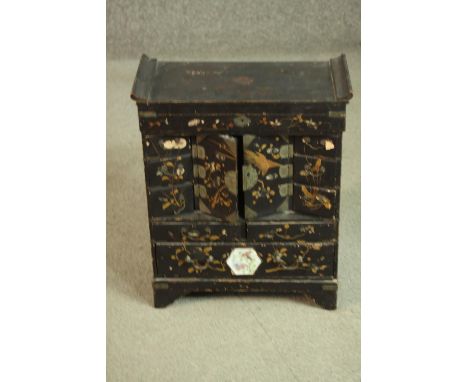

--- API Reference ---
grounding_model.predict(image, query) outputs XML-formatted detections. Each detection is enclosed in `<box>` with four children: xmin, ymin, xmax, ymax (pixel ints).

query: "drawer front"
<box><xmin>293</xmin><ymin>184</ymin><xmax>338</xmax><ymax>218</ymax></box>
<box><xmin>138</xmin><ymin>114</ymin><xmax>345</xmax><ymax>136</ymax></box>
<box><xmin>155</xmin><ymin>242</ymin><xmax>335</xmax><ymax>278</ymax></box>
<box><xmin>294</xmin><ymin>135</ymin><xmax>341</xmax><ymax>157</ymax></box>
<box><xmin>145</xmin><ymin>154</ymin><xmax>193</xmax><ymax>188</ymax></box>
<box><xmin>147</xmin><ymin>182</ymin><xmax>194</xmax><ymax>217</ymax></box>
<box><xmin>293</xmin><ymin>154</ymin><xmax>339</xmax><ymax>188</ymax></box>
<box><xmin>142</xmin><ymin>135</ymin><xmax>192</xmax><ymax>158</ymax></box>
<box><xmin>152</xmin><ymin>221</ymin><xmax>245</xmax><ymax>242</ymax></box>
<box><xmin>246</xmin><ymin>220</ymin><xmax>336</xmax><ymax>242</ymax></box>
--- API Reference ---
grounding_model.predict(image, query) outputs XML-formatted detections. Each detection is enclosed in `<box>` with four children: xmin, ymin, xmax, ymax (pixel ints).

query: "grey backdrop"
<box><xmin>107</xmin><ymin>0</ymin><xmax>360</xmax><ymax>59</ymax></box>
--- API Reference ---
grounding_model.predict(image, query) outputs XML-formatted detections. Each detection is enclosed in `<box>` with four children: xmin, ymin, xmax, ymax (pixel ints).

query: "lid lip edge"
<box><xmin>329</xmin><ymin>54</ymin><xmax>353</xmax><ymax>101</ymax></box>
<box><xmin>130</xmin><ymin>54</ymin><xmax>158</xmax><ymax>102</ymax></box>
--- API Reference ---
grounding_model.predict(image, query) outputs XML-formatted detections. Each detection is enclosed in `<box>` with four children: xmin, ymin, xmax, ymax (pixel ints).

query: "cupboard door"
<box><xmin>194</xmin><ymin>135</ymin><xmax>239</xmax><ymax>222</ymax></box>
<box><xmin>243</xmin><ymin>135</ymin><xmax>292</xmax><ymax>219</ymax></box>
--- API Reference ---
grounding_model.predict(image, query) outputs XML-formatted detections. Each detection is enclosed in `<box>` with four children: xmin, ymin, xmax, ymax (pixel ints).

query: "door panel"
<box><xmin>194</xmin><ymin>135</ymin><xmax>239</xmax><ymax>222</ymax></box>
<box><xmin>243</xmin><ymin>135</ymin><xmax>293</xmax><ymax>219</ymax></box>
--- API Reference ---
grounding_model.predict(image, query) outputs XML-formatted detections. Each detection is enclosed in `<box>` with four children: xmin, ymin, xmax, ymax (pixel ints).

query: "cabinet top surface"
<box><xmin>131</xmin><ymin>54</ymin><xmax>353</xmax><ymax>105</ymax></box>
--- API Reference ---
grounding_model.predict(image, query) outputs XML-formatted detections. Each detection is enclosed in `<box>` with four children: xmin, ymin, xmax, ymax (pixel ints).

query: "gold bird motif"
<box><xmin>315</xmin><ymin>194</ymin><xmax>332</xmax><ymax>209</ymax></box>
<box><xmin>311</xmin><ymin>158</ymin><xmax>322</xmax><ymax>176</ymax></box>
<box><xmin>245</xmin><ymin>150</ymin><xmax>281</xmax><ymax>176</ymax></box>
<box><xmin>301</xmin><ymin>185</ymin><xmax>318</xmax><ymax>200</ymax></box>
<box><xmin>300</xmin><ymin>185</ymin><xmax>332</xmax><ymax>209</ymax></box>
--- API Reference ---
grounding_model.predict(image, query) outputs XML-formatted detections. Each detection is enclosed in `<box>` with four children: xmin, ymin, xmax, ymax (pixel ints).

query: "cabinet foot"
<box><xmin>153</xmin><ymin>286</ymin><xmax>182</xmax><ymax>308</ymax></box>
<box><xmin>312</xmin><ymin>290</ymin><xmax>337</xmax><ymax>310</ymax></box>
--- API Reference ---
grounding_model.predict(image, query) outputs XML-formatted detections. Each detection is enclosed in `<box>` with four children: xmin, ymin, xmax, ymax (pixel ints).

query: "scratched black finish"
<box><xmin>131</xmin><ymin>55</ymin><xmax>352</xmax><ymax>104</ymax></box>
<box><xmin>138</xmin><ymin>114</ymin><xmax>345</xmax><ymax>136</ymax></box>
<box><xmin>131</xmin><ymin>54</ymin><xmax>353</xmax><ymax>309</ymax></box>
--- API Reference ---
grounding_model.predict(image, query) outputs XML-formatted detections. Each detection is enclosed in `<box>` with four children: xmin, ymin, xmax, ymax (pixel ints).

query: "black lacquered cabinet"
<box><xmin>131</xmin><ymin>54</ymin><xmax>352</xmax><ymax>309</ymax></box>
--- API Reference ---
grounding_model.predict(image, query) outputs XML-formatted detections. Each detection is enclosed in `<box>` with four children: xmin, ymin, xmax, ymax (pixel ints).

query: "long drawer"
<box><xmin>154</xmin><ymin>242</ymin><xmax>336</xmax><ymax>278</ymax></box>
<box><xmin>138</xmin><ymin>114</ymin><xmax>345</xmax><ymax>136</ymax></box>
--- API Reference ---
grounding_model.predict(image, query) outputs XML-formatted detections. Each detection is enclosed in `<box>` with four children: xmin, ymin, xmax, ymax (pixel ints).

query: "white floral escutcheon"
<box><xmin>226</xmin><ymin>248</ymin><xmax>262</xmax><ymax>276</ymax></box>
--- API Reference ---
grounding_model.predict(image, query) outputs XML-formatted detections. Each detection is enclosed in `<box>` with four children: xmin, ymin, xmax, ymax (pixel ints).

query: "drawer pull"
<box><xmin>226</xmin><ymin>248</ymin><xmax>262</xmax><ymax>276</ymax></box>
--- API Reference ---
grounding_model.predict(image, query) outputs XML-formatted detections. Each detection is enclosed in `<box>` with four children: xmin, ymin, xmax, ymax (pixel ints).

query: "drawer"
<box><xmin>246</xmin><ymin>219</ymin><xmax>336</xmax><ymax>242</ymax></box>
<box><xmin>145</xmin><ymin>154</ymin><xmax>193</xmax><ymax>188</ymax></box>
<box><xmin>139</xmin><ymin>114</ymin><xmax>345</xmax><ymax>135</ymax></box>
<box><xmin>294</xmin><ymin>135</ymin><xmax>341</xmax><ymax>157</ymax></box>
<box><xmin>293</xmin><ymin>184</ymin><xmax>338</xmax><ymax>218</ymax></box>
<box><xmin>154</xmin><ymin>242</ymin><xmax>336</xmax><ymax>278</ymax></box>
<box><xmin>147</xmin><ymin>182</ymin><xmax>194</xmax><ymax>217</ymax></box>
<box><xmin>142</xmin><ymin>135</ymin><xmax>192</xmax><ymax>158</ymax></box>
<box><xmin>293</xmin><ymin>154</ymin><xmax>340</xmax><ymax>188</ymax></box>
<box><xmin>152</xmin><ymin>220</ymin><xmax>245</xmax><ymax>242</ymax></box>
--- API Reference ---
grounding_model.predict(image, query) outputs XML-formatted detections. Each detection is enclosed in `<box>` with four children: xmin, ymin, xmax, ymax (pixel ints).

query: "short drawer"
<box><xmin>152</xmin><ymin>220</ymin><xmax>245</xmax><ymax>242</ymax></box>
<box><xmin>142</xmin><ymin>135</ymin><xmax>191</xmax><ymax>157</ymax></box>
<box><xmin>145</xmin><ymin>154</ymin><xmax>193</xmax><ymax>188</ymax></box>
<box><xmin>246</xmin><ymin>219</ymin><xmax>336</xmax><ymax>242</ymax></box>
<box><xmin>294</xmin><ymin>135</ymin><xmax>341</xmax><ymax>157</ymax></box>
<box><xmin>147</xmin><ymin>182</ymin><xmax>194</xmax><ymax>217</ymax></box>
<box><xmin>293</xmin><ymin>154</ymin><xmax>340</xmax><ymax>188</ymax></box>
<box><xmin>154</xmin><ymin>242</ymin><xmax>336</xmax><ymax>278</ymax></box>
<box><xmin>293</xmin><ymin>184</ymin><xmax>338</xmax><ymax>218</ymax></box>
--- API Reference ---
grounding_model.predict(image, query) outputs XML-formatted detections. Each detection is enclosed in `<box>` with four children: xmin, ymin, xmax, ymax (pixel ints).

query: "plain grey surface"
<box><xmin>107</xmin><ymin>49</ymin><xmax>360</xmax><ymax>382</ymax></box>
<box><xmin>107</xmin><ymin>0</ymin><xmax>360</xmax><ymax>59</ymax></box>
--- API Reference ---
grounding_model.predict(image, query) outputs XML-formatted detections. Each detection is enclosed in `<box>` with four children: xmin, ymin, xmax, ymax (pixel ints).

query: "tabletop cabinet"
<box><xmin>131</xmin><ymin>54</ymin><xmax>352</xmax><ymax>309</ymax></box>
